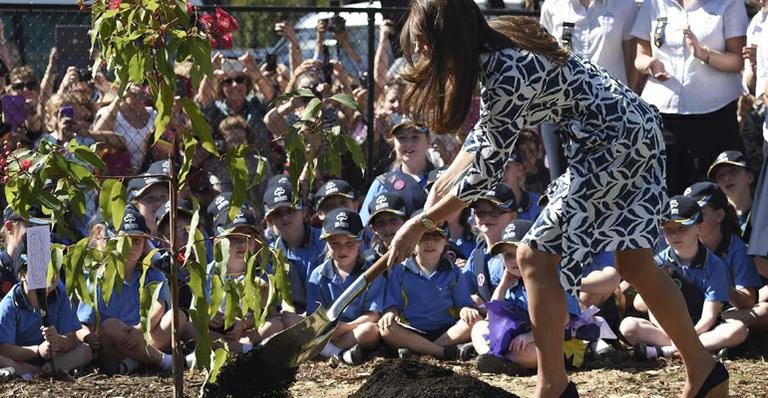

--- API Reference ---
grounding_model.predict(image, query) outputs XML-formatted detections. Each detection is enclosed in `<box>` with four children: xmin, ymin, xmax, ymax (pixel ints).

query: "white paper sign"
<box><xmin>26</xmin><ymin>226</ymin><xmax>52</xmax><ymax>290</ymax></box>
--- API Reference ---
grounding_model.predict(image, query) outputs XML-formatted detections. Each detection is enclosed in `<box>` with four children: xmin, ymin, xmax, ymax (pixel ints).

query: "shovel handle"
<box><xmin>362</xmin><ymin>251</ymin><xmax>390</xmax><ymax>284</ymax></box>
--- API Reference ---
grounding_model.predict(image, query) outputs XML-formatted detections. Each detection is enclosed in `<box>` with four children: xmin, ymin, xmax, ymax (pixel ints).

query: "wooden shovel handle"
<box><xmin>362</xmin><ymin>251</ymin><xmax>390</xmax><ymax>284</ymax></box>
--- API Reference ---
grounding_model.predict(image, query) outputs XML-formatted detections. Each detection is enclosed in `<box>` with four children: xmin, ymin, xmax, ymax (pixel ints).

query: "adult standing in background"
<box><xmin>538</xmin><ymin>0</ymin><xmax>639</xmax><ymax>181</ymax></box>
<box><xmin>631</xmin><ymin>0</ymin><xmax>748</xmax><ymax>195</ymax></box>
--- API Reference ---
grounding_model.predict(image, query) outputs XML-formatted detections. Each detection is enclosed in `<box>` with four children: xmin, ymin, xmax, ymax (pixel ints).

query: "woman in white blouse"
<box><xmin>632</xmin><ymin>0</ymin><xmax>748</xmax><ymax>195</ymax></box>
<box><xmin>539</xmin><ymin>0</ymin><xmax>640</xmax><ymax>180</ymax></box>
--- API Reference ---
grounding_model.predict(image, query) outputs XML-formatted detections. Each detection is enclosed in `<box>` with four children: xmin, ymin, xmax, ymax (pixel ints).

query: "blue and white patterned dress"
<box><xmin>454</xmin><ymin>46</ymin><xmax>668</xmax><ymax>295</ymax></box>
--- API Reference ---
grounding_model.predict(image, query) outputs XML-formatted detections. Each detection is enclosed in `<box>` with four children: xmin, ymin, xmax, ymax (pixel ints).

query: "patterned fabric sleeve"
<box><xmin>451</xmin><ymin>52</ymin><xmax>540</xmax><ymax>203</ymax></box>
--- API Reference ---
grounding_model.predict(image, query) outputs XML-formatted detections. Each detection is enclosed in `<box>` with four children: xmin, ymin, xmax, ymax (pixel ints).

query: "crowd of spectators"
<box><xmin>0</xmin><ymin>0</ymin><xmax>767</xmax><ymax>381</ymax></box>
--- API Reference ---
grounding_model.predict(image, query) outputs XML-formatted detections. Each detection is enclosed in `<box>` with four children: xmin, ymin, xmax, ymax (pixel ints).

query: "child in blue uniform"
<box><xmin>706</xmin><ymin>151</ymin><xmax>755</xmax><ymax>241</ymax></box>
<box><xmin>471</xmin><ymin>220</ymin><xmax>584</xmax><ymax>374</ymax></box>
<box><xmin>462</xmin><ymin>184</ymin><xmax>518</xmax><ymax>311</ymax></box>
<box><xmin>365</xmin><ymin>192</ymin><xmax>409</xmax><ymax>264</ymax></box>
<box><xmin>684</xmin><ymin>182</ymin><xmax>762</xmax><ymax>309</ymax></box>
<box><xmin>308</xmin><ymin>208</ymin><xmax>385</xmax><ymax>365</ymax></box>
<box><xmin>0</xmin><ymin>241</ymin><xmax>93</xmax><ymax>379</ymax></box>
<box><xmin>501</xmin><ymin>152</ymin><xmax>541</xmax><ymax>222</ymax></box>
<box><xmin>620</xmin><ymin>196</ymin><xmax>748</xmax><ymax>360</ymax></box>
<box><xmin>76</xmin><ymin>205</ymin><xmax>191</xmax><ymax>375</ymax></box>
<box><xmin>206</xmin><ymin>202</ymin><xmax>284</xmax><ymax>353</ymax></box>
<box><xmin>0</xmin><ymin>206</ymin><xmax>49</xmax><ymax>297</ymax></box>
<box><xmin>378</xmin><ymin>218</ymin><xmax>480</xmax><ymax>360</ymax></box>
<box><xmin>263</xmin><ymin>183</ymin><xmax>324</xmax><ymax>320</ymax></box>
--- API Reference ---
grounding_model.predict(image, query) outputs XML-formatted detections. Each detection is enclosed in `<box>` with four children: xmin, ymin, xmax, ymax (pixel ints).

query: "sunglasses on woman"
<box><xmin>222</xmin><ymin>76</ymin><xmax>247</xmax><ymax>85</ymax></box>
<box><xmin>11</xmin><ymin>81</ymin><xmax>38</xmax><ymax>91</ymax></box>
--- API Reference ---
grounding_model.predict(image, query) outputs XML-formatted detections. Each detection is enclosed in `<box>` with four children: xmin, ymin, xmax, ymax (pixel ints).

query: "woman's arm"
<box><xmin>684</xmin><ymin>28</ymin><xmax>745</xmax><ymax>73</ymax></box>
<box><xmin>38</xmin><ymin>48</ymin><xmax>58</xmax><ymax>118</ymax></box>
<box><xmin>262</xmin><ymin>96</ymin><xmax>302</xmax><ymax>137</ymax></box>
<box><xmin>635</xmin><ymin>39</ymin><xmax>671</xmax><ymax>81</ymax></box>
<box><xmin>196</xmin><ymin>53</ymin><xmax>224</xmax><ymax>108</ymax></box>
<box><xmin>623</xmin><ymin>39</ymin><xmax>641</xmax><ymax>92</ymax></box>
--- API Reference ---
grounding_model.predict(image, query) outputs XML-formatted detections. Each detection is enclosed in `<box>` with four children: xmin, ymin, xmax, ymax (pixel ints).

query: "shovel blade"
<box><xmin>253</xmin><ymin>306</ymin><xmax>337</xmax><ymax>368</ymax></box>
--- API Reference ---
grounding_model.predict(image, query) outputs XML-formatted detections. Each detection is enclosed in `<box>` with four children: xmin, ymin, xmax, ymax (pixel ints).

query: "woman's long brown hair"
<box><xmin>399</xmin><ymin>0</ymin><xmax>568</xmax><ymax>133</ymax></box>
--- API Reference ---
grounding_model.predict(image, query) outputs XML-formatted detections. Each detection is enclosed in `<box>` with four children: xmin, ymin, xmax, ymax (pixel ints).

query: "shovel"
<box><xmin>252</xmin><ymin>253</ymin><xmax>390</xmax><ymax>368</ymax></box>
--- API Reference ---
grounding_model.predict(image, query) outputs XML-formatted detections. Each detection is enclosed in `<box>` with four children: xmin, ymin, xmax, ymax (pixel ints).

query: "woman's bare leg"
<box><xmin>615</xmin><ymin>248</ymin><xmax>719</xmax><ymax>397</ymax></box>
<box><xmin>516</xmin><ymin>244</ymin><xmax>568</xmax><ymax>397</ymax></box>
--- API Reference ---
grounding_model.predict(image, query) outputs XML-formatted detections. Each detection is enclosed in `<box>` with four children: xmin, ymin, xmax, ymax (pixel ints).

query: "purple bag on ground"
<box><xmin>486</xmin><ymin>298</ymin><xmax>531</xmax><ymax>357</ymax></box>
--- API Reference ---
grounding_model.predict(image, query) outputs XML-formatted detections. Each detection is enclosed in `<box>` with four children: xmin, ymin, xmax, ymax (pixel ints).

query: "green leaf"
<box><xmin>128</xmin><ymin>51</ymin><xmax>146</xmax><ymax>83</ymax></box>
<box><xmin>187</xmin><ymin>260</ymin><xmax>211</xmax><ymax>370</ymax></box>
<box><xmin>178</xmin><ymin>136</ymin><xmax>197</xmax><ymax>189</ymax></box>
<box><xmin>153</xmin><ymin>80</ymin><xmax>174</xmax><ymax>143</ymax></box>
<box><xmin>226</xmin><ymin>150</ymin><xmax>249</xmax><ymax>223</ymax></box>
<box><xmin>73</xmin><ymin>147</ymin><xmax>107</xmax><ymax>172</ymax></box>
<box><xmin>101</xmin><ymin>257</ymin><xmax>118</xmax><ymax>306</ymax></box>
<box><xmin>340</xmin><ymin>134</ymin><xmax>366</xmax><ymax>173</ymax></box>
<box><xmin>301</xmin><ymin>98</ymin><xmax>322</xmax><ymax>122</ymax></box>
<box><xmin>38</xmin><ymin>190</ymin><xmax>64</xmax><ymax>213</ymax></box>
<box><xmin>208</xmin><ymin>347</ymin><xmax>229</xmax><ymax>384</ymax></box>
<box><xmin>139</xmin><ymin>248</ymin><xmax>161</xmax><ymax>334</ymax></box>
<box><xmin>272</xmin><ymin>248</ymin><xmax>293</xmax><ymax>305</ymax></box>
<box><xmin>180</xmin><ymin>98</ymin><xmax>217</xmax><ymax>156</ymax></box>
<box><xmin>99</xmin><ymin>179</ymin><xmax>126</xmax><ymax>229</ymax></box>
<box><xmin>329</xmin><ymin>93</ymin><xmax>360</xmax><ymax>112</ymax></box>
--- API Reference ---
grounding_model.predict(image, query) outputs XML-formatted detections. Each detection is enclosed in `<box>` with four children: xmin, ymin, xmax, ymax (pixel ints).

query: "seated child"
<box><xmin>0</xmin><ymin>239</ymin><xmax>93</xmax><ymax>379</ymax></box>
<box><xmin>76</xmin><ymin>204</ymin><xmax>193</xmax><ymax>375</ymax></box>
<box><xmin>365</xmin><ymin>192</ymin><xmax>409</xmax><ymax>263</ymax></box>
<box><xmin>378</xmin><ymin>217</ymin><xmax>479</xmax><ymax>360</ymax></box>
<box><xmin>620</xmin><ymin>196</ymin><xmax>748</xmax><ymax>360</ymax></box>
<box><xmin>308</xmin><ymin>208</ymin><xmax>385</xmax><ymax>365</ymax></box>
<box><xmin>470</xmin><ymin>220</ymin><xmax>586</xmax><ymax>374</ymax></box>
<box><xmin>207</xmin><ymin>202</ymin><xmax>285</xmax><ymax>352</ymax></box>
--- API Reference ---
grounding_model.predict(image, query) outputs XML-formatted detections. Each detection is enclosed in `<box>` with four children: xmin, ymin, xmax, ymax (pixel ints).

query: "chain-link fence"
<box><xmin>0</xmin><ymin>4</ymin><xmax>533</xmax><ymax>204</ymax></box>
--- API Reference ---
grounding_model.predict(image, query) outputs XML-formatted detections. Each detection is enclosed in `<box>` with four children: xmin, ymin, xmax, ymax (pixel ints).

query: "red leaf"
<box><xmin>214</xmin><ymin>6</ymin><xmax>239</xmax><ymax>34</ymax></box>
<box><xmin>199</xmin><ymin>12</ymin><xmax>215</xmax><ymax>30</ymax></box>
<box><xmin>218</xmin><ymin>33</ymin><xmax>233</xmax><ymax>49</ymax></box>
<box><xmin>186</xmin><ymin>1</ymin><xmax>193</xmax><ymax>15</ymax></box>
<box><xmin>109</xmin><ymin>0</ymin><xmax>122</xmax><ymax>9</ymax></box>
<box><xmin>209</xmin><ymin>36</ymin><xmax>218</xmax><ymax>49</ymax></box>
<box><xmin>20</xmin><ymin>159</ymin><xmax>32</xmax><ymax>171</ymax></box>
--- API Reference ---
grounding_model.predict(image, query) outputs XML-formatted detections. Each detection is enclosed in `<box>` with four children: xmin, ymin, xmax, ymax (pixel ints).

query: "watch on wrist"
<box><xmin>419</xmin><ymin>213</ymin><xmax>434</xmax><ymax>229</ymax></box>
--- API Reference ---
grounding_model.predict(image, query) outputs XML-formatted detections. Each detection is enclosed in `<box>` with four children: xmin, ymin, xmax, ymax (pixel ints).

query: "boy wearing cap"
<box><xmin>684</xmin><ymin>182</ymin><xmax>762</xmax><ymax>310</ymax></box>
<box><xmin>365</xmin><ymin>192</ymin><xmax>409</xmax><ymax>264</ymax></box>
<box><xmin>707</xmin><ymin>151</ymin><xmax>755</xmax><ymax>241</ymax></box>
<box><xmin>462</xmin><ymin>184</ymin><xmax>518</xmax><ymax>310</ymax></box>
<box><xmin>263</xmin><ymin>183</ymin><xmax>324</xmax><ymax>317</ymax></box>
<box><xmin>313</xmin><ymin>179</ymin><xmax>358</xmax><ymax>222</ymax></box>
<box><xmin>621</xmin><ymin>196</ymin><xmax>747</xmax><ymax>360</ymax></box>
<box><xmin>76</xmin><ymin>205</ymin><xmax>189</xmax><ymax>375</ymax></box>
<box><xmin>378</xmin><ymin>218</ymin><xmax>479</xmax><ymax>360</ymax></box>
<box><xmin>471</xmin><ymin>220</ymin><xmax>583</xmax><ymax>374</ymax></box>
<box><xmin>127</xmin><ymin>160</ymin><xmax>172</xmax><ymax>236</ymax></box>
<box><xmin>307</xmin><ymin>208</ymin><xmax>385</xmax><ymax>365</ymax></box>
<box><xmin>0</xmin><ymin>240</ymin><xmax>93</xmax><ymax>379</ymax></box>
<box><xmin>206</xmin><ymin>203</ymin><xmax>284</xmax><ymax>352</ymax></box>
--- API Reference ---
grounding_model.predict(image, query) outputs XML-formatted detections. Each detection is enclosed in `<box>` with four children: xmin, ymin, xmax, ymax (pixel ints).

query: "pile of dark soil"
<box><xmin>349</xmin><ymin>358</ymin><xmax>519</xmax><ymax>398</ymax></box>
<box><xmin>203</xmin><ymin>350</ymin><xmax>297</xmax><ymax>398</ymax></box>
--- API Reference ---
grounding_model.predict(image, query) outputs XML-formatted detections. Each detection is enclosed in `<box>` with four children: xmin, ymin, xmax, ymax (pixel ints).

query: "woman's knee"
<box><xmin>516</xmin><ymin>244</ymin><xmax>558</xmax><ymax>278</ymax></box>
<box><xmin>614</xmin><ymin>249</ymin><xmax>655</xmax><ymax>283</ymax></box>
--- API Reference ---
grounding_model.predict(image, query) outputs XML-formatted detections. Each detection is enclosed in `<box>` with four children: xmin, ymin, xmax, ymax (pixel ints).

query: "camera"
<box><xmin>321</xmin><ymin>14</ymin><xmax>346</xmax><ymax>33</ymax></box>
<box><xmin>265</xmin><ymin>53</ymin><xmax>278</xmax><ymax>72</ymax></box>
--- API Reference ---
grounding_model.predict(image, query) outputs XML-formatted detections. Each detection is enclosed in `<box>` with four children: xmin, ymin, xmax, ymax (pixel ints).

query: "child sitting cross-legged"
<box><xmin>620</xmin><ymin>196</ymin><xmax>748</xmax><ymax>360</ymax></box>
<box><xmin>470</xmin><ymin>220</ymin><xmax>586</xmax><ymax>375</ymax></box>
<box><xmin>378</xmin><ymin>214</ymin><xmax>480</xmax><ymax>360</ymax></box>
<box><xmin>206</xmin><ymin>202</ymin><xmax>285</xmax><ymax>354</ymax></box>
<box><xmin>76</xmin><ymin>205</ymin><xmax>194</xmax><ymax>375</ymax></box>
<box><xmin>0</xmin><ymin>239</ymin><xmax>93</xmax><ymax>379</ymax></box>
<box><xmin>308</xmin><ymin>208</ymin><xmax>385</xmax><ymax>365</ymax></box>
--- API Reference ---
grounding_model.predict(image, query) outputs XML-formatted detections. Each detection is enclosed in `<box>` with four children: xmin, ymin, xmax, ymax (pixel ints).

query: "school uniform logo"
<box><xmin>393</xmin><ymin>180</ymin><xmax>405</xmax><ymax>190</ymax></box>
<box><xmin>214</xmin><ymin>195</ymin><xmax>230</xmax><ymax>212</ymax></box>
<box><xmin>670</xmin><ymin>199</ymin><xmax>679</xmax><ymax>216</ymax></box>
<box><xmin>477</xmin><ymin>273</ymin><xmax>485</xmax><ymax>287</ymax></box>
<box><xmin>334</xmin><ymin>212</ymin><xmax>349</xmax><ymax>229</ymax></box>
<box><xmin>324</xmin><ymin>181</ymin><xmax>339</xmax><ymax>195</ymax></box>
<box><xmin>273</xmin><ymin>186</ymin><xmax>288</xmax><ymax>203</ymax></box>
<box><xmin>374</xmin><ymin>195</ymin><xmax>389</xmax><ymax>211</ymax></box>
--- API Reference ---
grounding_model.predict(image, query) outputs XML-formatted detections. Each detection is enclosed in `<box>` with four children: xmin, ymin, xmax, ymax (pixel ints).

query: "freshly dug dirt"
<box><xmin>349</xmin><ymin>358</ymin><xmax>519</xmax><ymax>398</ymax></box>
<box><xmin>203</xmin><ymin>350</ymin><xmax>297</xmax><ymax>398</ymax></box>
